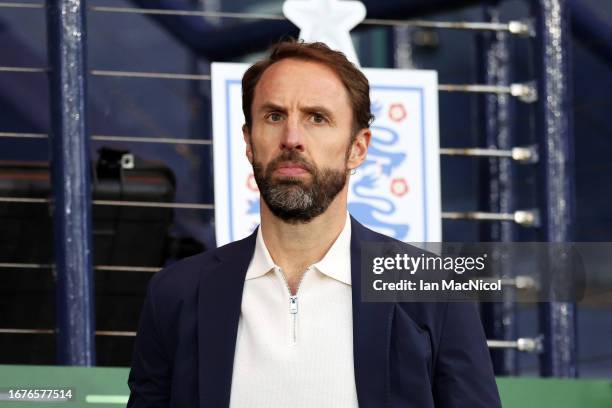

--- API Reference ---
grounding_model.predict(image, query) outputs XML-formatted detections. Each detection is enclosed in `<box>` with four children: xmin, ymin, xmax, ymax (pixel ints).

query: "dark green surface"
<box><xmin>0</xmin><ymin>365</ymin><xmax>129</xmax><ymax>407</ymax></box>
<box><xmin>1</xmin><ymin>365</ymin><xmax>611</xmax><ymax>407</ymax></box>
<box><xmin>496</xmin><ymin>377</ymin><xmax>612</xmax><ymax>408</ymax></box>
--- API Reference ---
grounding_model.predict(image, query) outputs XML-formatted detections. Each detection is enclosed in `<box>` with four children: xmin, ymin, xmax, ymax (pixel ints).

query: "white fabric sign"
<box><xmin>212</xmin><ymin>63</ymin><xmax>441</xmax><ymax>246</ymax></box>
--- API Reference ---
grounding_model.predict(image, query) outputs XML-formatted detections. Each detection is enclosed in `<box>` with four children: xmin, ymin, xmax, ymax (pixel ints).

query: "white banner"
<box><xmin>212</xmin><ymin>63</ymin><xmax>441</xmax><ymax>246</ymax></box>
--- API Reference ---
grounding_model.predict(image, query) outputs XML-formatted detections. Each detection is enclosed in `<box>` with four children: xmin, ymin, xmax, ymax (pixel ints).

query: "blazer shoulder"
<box><xmin>350</xmin><ymin>215</ymin><xmax>429</xmax><ymax>256</ymax></box>
<box><xmin>150</xmin><ymin>249</ymin><xmax>214</xmax><ymax>289</ymax></box>
<box><xmin>351</xmin><ymin>216</ymin><xmax>395</xmax><ymax>243</ymax></box>
<box><xmin>147</xmin><ymin>233</ymin><xmax>256</xmax><ymax>301</ymax></box>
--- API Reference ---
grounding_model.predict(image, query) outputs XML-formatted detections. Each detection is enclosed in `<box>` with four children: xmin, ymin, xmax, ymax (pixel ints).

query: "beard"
<box><xmin>252</xmin><ymin>150</ymin><xmax>347</xmax><ymax>224</ymax></box>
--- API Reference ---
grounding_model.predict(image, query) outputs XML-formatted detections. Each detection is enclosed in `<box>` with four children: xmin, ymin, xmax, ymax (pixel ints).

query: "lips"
<box><xmin>273</xmin><ymin>161</ymin><xmax>310</xmax><ymax>176</ymax></box>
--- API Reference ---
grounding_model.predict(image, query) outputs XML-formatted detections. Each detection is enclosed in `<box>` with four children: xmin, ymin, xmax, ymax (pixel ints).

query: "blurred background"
<box><xmin>0</xmin><ymin>0</ymin><xmax>610</xmax><ymax>389</ymax></box>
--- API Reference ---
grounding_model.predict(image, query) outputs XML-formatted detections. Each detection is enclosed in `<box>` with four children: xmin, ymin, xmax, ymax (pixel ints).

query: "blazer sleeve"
<box><xmin>432</xmin><ymin>302</ymin><xmax>502</xmax><ymax>408</ymax></box>
<box><xmin>127</xmin><ymin>279</ymin><xmax>172</xmax><ymax>408</ymax></box>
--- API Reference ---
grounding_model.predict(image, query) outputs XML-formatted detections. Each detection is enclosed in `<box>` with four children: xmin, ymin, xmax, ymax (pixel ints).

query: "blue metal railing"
<box><xmin>532</xmin><ymin>0</ymin><xmax>577</xmax><ymax>378</ymax></box>
<box><xmin>476</xmin><ymin>3</ymin><xmax>519</xmax><ymax>376</ymax></box>
<box><xmin>47</xmin><ymin>0</ymin><xmax>96</xmax><ymax>366</ymax></box>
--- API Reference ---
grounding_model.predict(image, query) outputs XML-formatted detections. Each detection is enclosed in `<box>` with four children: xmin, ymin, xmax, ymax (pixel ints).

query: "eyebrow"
<box><xmin>258</xmin><ymin>102</ymin><xmax>336</xmax><ymax>123</ymax></box>
<box><xmin>302</xmin><ymin>105</ymin><xmax>335</xmax><ymax>121</ymax></box>
<box><xmin>258</xmin><ymin>102</ymin><xmax>287</xmax><ymax>114</ymax></box>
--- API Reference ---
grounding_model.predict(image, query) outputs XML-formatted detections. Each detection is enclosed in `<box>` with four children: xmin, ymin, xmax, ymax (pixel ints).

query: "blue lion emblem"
<box><xmin>348</xmin><ymin>101</ymin><xmax>410</xmax><ymax>239</ymax></box>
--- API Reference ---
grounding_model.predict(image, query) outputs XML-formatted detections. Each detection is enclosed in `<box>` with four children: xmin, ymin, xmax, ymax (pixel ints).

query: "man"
<box><xmin>127</xmin><ymin>40</ymin><xmax>501</xmax><ymax>408</ymax></box>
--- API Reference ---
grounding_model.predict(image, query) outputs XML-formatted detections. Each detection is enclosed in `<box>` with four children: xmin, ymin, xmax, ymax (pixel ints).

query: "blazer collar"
<box><xmin>197</xmin><ymin>218</ymin><xmax>393</xmax><ymax>408</ymax></box>
<box><xmin>198</xmin><ymin>230</ymin><xmax>257</xmax><ymax>408</ymax></box>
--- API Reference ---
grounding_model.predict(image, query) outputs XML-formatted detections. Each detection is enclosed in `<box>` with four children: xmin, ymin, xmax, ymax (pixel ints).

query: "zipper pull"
<box><xmin>289</xmin><ymin>296</ymin><xmax>298</xmax><ymax>314</ymax></box>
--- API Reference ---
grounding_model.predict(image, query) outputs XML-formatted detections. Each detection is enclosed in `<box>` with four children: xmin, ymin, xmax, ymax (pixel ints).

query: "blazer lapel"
<box><xmin>351</xmin><ymin>217</ymin><xmax>394</xmax><ymax>408</ymax></box>
<box><xmin>198</xmin><ymin>231</ymin><xmax>257</xmax><ymax>408</ymax></box>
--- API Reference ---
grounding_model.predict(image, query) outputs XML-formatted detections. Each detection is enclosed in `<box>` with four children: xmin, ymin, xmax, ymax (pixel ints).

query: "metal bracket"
<box><xmin>513</xmin><ymin>209</ymin><xmax>540</xmax><ymax>227</ymax></box>
<box><xmin>508</xmin><ymin>19</ymin><xmax>535</xmax><ymax>37</ymax></box>
<box><xmin>511</xmin><ymin>145</ymin><xmax>539</xmax><ymax>163</ymax></box>
<box><xmin>120</xmin><ymin>153</ymin><xmax>135</xmax><ymax>170</ymax></box>
<box><xmin>510</xmin><ymin>81</ymin><xmax>538</xmax><ymax>103</ymax></box>
<box><xmin>495</xmin><ymin>275</ymin><xmax>539</xmax><ymax>291</ymax></box>
<box><xmin>487</xmin><ymin>336</ymin><xmax>543</xmax><ymax>353</ymax></box>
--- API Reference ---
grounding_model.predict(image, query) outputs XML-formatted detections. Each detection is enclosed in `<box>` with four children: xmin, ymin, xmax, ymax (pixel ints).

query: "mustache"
<box><xmin>267</xmin><ymin>151</ymin><xmax>315</xmax><ymax>174</ymax></box>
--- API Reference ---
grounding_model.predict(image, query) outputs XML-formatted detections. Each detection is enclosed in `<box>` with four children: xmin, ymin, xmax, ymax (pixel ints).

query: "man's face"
<box><xmin>243</xmin><ymin>58</ymin><xmax>367</xmax><ymax>223</ymax></box>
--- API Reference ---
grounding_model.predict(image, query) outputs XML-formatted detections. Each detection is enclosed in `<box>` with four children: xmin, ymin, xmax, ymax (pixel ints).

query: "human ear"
<box><xmin>242</xmin><ymin>124</ymin><xmax>253</xmax><ymax>164</ymax></box>
<box><xmin>347</xmin><ymin>128</ymin><xmax>371</xmax><ymax>170</ymax></box>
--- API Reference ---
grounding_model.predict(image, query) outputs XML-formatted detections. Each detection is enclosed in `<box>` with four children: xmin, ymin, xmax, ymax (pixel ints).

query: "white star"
<box><xmin>282</xmin><ymin>0</ymin><xmax>366</xmax><ymax>66</ymax></box>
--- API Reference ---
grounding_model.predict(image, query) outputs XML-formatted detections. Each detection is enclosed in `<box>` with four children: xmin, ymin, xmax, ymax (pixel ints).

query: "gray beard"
<box><xmin>252</xmin><ymin>151</ymin><xmax>347</xmax><ymax>224</ymax></box>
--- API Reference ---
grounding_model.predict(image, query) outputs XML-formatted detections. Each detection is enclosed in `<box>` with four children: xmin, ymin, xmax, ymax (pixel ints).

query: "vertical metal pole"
<box><xmin>190</xmin><ymin>0</ymin><xmax>216</xmax><ymax>248</ymax></box>
<box><xmin>477</xmin><ymin>2</ymin><xmax>518</xmax><ymax>376</ymax></box>
<box><xmin>47</xmin><ymin>0</ymin><xmax>96</xmax><ymax>365</ymax></box>
<box><xmin>392</xmin><ymin>25</ymin><xmax>414</xmax><ymax>69</ymax></box>
<box><xmin>532</xmin><ymin>0</ymin><xmax>577</xmax><ymax>377</ymax></box>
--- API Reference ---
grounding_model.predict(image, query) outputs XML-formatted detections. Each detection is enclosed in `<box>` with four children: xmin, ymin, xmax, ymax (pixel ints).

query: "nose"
<box><xmin>280</xmin><ymin>116</ymin><xmax>304</xmax><ymax>152</ymax></box>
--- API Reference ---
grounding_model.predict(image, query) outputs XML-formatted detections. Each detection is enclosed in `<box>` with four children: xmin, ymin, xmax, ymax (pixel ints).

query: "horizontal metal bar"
<box><xmin>95</xmin><ymin>265</ymin><xmax>160</xmax><ymax>273</ymax></box>
<box><xmin>0</xmin><ymin>196</ymin><xmax>214</xmax><ymax>210</ymax></box>
<box><xmin>439</xmin><ymin>84</ymin><xmax>508</xmax><ymax>94</ymax></box>
<box><xmin>440</xmin><ymin>147</ymin><xmax>512</xmax><ymax>157</ymax></box>
<box><xmin>440</xmin><ymin>146</ymin><xmax>538</xmax><ymax>163</ymax></box>
<box><xmin>0</xmin><ymin>262</ymin><xmax>53</xmax><ymax>269</ymax></box>
<box><xmin>487</xmin><ymin>337</ymin><xmax>542</xmax><ymax>353</ymax></box>
<box><xmin>0</xmin><ymin>132</ymin><xmax>212</xmax><ymax>145</ymax></box>
<box><xmin>0</xmin><ymin>328</ymin><xmax>137</xmax><ymax>337</ymax></box>
<box><xmin>0</xmin><ymin>330</ymin><xmax>543</xmax><ymax>345</ymax></box>
<box><xmin>438</xmin><ymin>82</ymin><xmax>537</xmax><ymax>101</ymax></box>
<box><xmin>92</xmin><ymin>134</ymin><xmax>212</xmax><ymax>145</ymax></box>
<box><xmin>90</xmin><ymin>70</ymin><xmax>535</xmax><ymax>98</ymax></box>
<box><xmin>89</xmin><ymin>5</ymin><xmax>337</xmax><ymax>25</ymax></box>
<box><xmin>91</xmin><ymin>69</ymin><xmax>534</xmax><ymax>99</ymax></box>
<box><xmin>2</xmin><ymin>2</ymin><xmax>514</xmax><ymax>34</ymax></box>
<box><xmin>4</xmin><ymin>133</ymin><xmax>546</xmax><ymax>155</ymax></box>
<box><xmin>0</xmin><ymin>134</ymin><xmax>538</xmax><ymax>163</ymax></box>
<box><xmin>94</xmin><ymin>330</ymin><xmax>137</xmax><ymax>337</ymax></box>
<box><xmin>443</xmin><ymin>211</ymin><xmax>514</xmax><ymax>222</ymax></box>
<box><xmin>0</xmin><ymin>65</ymin><xmax>536</xmax><ymax>99</ymax></box>
<box><xmin>361</xmin><ymin>19</ymin><xmax>532</xmax><ymax>36</ymax></box>
<box><xmin>91</xmin><ymin>70</ymin><xmax>211</xmax><ymax>81</ymax></box>
<box><xmin>93</xmin><ymin>199</ymin><xmax>213</xmax><ymax>210</ymax></box>
<box><xmin>0</xmin><ymin>2</ymin><xmax>44</xmax><ymax>9</ymax></box>
<box><xmin>442</xmin><ymin>210</ymin><xmax>539</xmax><ymax>226</ymax></box>
<box><xmin>1</xmin><ymin>197</ymin><xmax>539</xmax><ymax>223</ymax></box>
<box><xmin>88</xmin><ymin>5</ymin><xmax>531</xmax><ymax>35</ymax></box>
<box><xmin>487</xmin><ymin>340</ymin><xmax>518</xmax><ymax>349</ymax></box>
<box><xmin>0</xmin><ymin>262</ymin><xmax>161</xmax><ymax>273</ymax></box>
<box><xmin>0</xmin><ymin>2</ymin><xmax>533</xmax><ymax>36</ymax></box>
<box><xmin>89</xmin><ymin>5</ymin><xmax>287</xmax><ymax>21</ymax></box>
<box><xmin>0</xmin><ymin>67</ymin><xmax>211</xmax><ymax>80</ymax></box>
<box><xmin>0</xmin><ymin>66</ymin><xmax>49</xmax><ymax>73</ymax></box>
<box><xmin>0</xmin><ymin>196</ymin><xmax>49</xmax><ymax>204</ymax></box>
<box><xmin>92</xmin><ymin>69</ymin><xmax>533</xmax><ymax>98</ymax></box>
<box><xmin>0</xmin><ymin>328</ymin><xmax>54</xmax><ymax>335</ymax></box>
<box><xmin>0</xmin><ymin>131</ymin><xmax>47</xmax><ymax>139</ymax></box>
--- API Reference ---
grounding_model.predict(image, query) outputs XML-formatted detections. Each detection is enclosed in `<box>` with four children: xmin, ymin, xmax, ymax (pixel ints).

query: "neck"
<box><xmin>260</xmin><ymin>191</ymin><xmax>348</xmax><ymax>290</ymax></box>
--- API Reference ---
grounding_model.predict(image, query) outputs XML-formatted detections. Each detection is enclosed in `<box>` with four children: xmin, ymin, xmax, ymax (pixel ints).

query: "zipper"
<box><xmin>277</xmin><ymin>267</ymin><xmax>309</xmax><ymax>344</ymax></box>
<box><xmin>289</xmin><ymin>295</ymin><xmax>298</xmax><ymax>344</ymax></box>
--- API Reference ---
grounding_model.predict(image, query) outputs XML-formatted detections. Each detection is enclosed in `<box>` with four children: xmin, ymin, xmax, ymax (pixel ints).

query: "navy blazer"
<box><xmin>128</xmin><ymin>217</ymin><xmax>501</xmax><ymax>407</ymax></box>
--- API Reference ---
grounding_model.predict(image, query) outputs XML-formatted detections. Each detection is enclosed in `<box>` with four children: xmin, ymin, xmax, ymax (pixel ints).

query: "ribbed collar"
<box><xmin>245</xmin><ymin>213</ymin><xmax>352</xmax><ymax>286</ymax></box>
